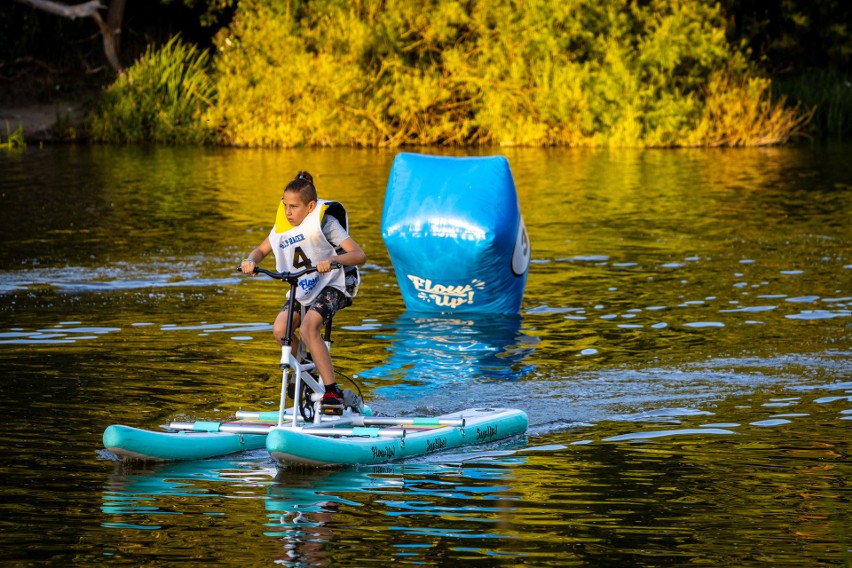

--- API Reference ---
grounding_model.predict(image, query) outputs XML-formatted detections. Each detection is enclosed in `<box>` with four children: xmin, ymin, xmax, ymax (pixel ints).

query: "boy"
<box><xmin>241</xmin><ymin>171</ymin><xmax>366</xmax><ymax>411</ymax></box>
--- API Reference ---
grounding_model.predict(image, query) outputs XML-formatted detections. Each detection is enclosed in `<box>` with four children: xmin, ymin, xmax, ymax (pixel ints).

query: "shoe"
<box><xmin>321</xmin><ymin>384</ymin><xmax>344</xmax><ymax>415</ymax></box>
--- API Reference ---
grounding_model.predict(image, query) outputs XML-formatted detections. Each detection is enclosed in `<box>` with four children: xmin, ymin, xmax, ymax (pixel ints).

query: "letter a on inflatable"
<box><xmin>382</xmin><ymin>153</ymin><xmax>530</xmax><ymax>314</ymax></box>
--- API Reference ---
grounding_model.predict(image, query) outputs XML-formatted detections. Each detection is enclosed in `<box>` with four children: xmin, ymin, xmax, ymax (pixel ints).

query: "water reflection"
<box><xmin>264</xmin><ymin>467</ymin><xmax>400</xmax><ymax>565</ymax></box>
<box><xmin>101</xmin><ymin>454</ymin><xmax>531</xmax><ymax>564</ymax></box>
<box><xmin>102</xmin><ymin>456</ymin><xmax>277</xmax><ymax>530</ymax></box>
<box><xmin>355</xmin><ymin>312</ymin><xmax>537</xmax><ymax>409</ymax></box>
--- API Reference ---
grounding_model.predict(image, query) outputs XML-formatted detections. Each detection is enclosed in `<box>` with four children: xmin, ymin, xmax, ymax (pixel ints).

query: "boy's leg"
<box><xmin>299</xmin><ymin>310</ymin><xmax>334</xmax><ymax>385</ymax></box>
<box><xmin>273</xmin><ymin>308</ymin><xmax>302</xmax><ymax>358</ymax></box>
<box><xmin>300</xmin><ymin>287</ymin><xmax>350</xmax><ymax>412</ymax></box>
<box><xmin>299</xmin><ymin>287</ymin><xmax>349</xmax><ymax>385</ymax></box>
<box><xmin>301</xmin><ymin>309</ymin><xmax>344</xmax><ymax>413</ymax></box>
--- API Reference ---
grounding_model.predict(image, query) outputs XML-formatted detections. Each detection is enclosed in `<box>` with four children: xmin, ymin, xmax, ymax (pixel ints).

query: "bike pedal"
<box><xmin>321</xmin><ymin>405</ymin><xmax>343</xmax><ymax>416</ymax></box>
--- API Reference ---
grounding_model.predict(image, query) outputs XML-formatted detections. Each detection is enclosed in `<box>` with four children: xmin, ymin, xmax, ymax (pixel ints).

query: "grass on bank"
<box><xmin>1</xmin><ymin>122</ymin><xmax>25</xmax><ymax>150</ymax></box>
<box><xmin>775</xmin><ymin>68</ymin><xmax>852</xmax><ymax>140</ymax></box>
<box><xmin>86</xmin><ymin>36</ymin><xmax>215</xmax><ymax>144</ymax></box>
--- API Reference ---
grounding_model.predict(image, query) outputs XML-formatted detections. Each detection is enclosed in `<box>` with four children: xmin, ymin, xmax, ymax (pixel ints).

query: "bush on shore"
<box><xmin>90</xmin><ymin>0</ymin><xmax>817</xmax><ymax>147</ymax></box>
<box><xmin>86</xmin><ymin>36</ymin><xmax>215</xmax><ymax>144</ymax></box>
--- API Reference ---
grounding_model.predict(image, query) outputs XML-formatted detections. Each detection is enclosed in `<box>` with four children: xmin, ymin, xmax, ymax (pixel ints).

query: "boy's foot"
<box><xmin>321</xmin><ymin>383</ymin><xmax>344</xmax><ymax>415</ymax></box>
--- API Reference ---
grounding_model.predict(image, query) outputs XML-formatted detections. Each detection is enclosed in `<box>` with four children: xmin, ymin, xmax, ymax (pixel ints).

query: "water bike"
<box><xmin>103</xmin><ymin>264</ymin><xmax>529</xmax><ymax>467</ymax></box>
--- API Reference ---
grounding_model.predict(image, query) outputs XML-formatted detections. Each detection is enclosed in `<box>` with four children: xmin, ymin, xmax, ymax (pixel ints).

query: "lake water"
<box><xmin>0</xmin><ymin>144</ymin><xmax>849</xmax><ymax>566</ymax></box>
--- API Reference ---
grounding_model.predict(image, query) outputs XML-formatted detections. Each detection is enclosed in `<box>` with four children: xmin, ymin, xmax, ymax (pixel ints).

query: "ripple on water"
<box><xmin>786</xmin><ymin>295</ymin><xmax>820</xmax><ymax>303</ymax></box>
<box><xmin>603</xmin><ymin>427</ymin><xmax>736</xmax><ymax>442</ymax></box>
<box><xmin>749</xmin><ymin>419</ymin><xmax>792</xmax><ymax>427</ymax></box>
<box><xmin>161</xmin><ymin>322</ymin><xmax>270</xmax><ymax>334</ymax></box>
<box><xmin>571</xmin><ymin>255</ymin><xmax>610</xmax><ymax>262</ymax></box>
<box><xmin>786</xmin><ymin>309</ymin><xmax>850</xmax><ymax>320</ymax></box>
<box><xmin>0</xmin><ymin>262</ymin><xmax>238</xmax><ymax>294</ymax></box>
<box><xmin>719</xmin><ymin>305</ymin><xmax>777</xmax><ymax>313</ymax></box>
<box><xmin>761</xmin><ymin>397</ymin><xmax>800</xmax><ymax>407</ymax></box>
<box><xmin>619</xmin><ymin>407</ymin><xmax>714</xmax><ymax>422</ymax></box>
<box><xmin>0</xmin><ymin>323</ymin><xmax>121</xmax><ymax>345</ymax></box>
<box><xmin>814</xmin><ymin>395</ymin><xmax>852</xmax><ymax>404</ymax></box>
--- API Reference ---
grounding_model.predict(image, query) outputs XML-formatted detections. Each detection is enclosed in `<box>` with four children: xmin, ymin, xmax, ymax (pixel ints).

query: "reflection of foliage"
<box><xmin>1</xmin><ymin>123</ymin><xmax>26</xmax><ymax>150</ymax></box>
<box><xmin>86</xmin><ymin>36</ymin><xmax>216</xmax><ymax>144</ymax></box>
<box><xmin>205</xmin><ymin>0</ymin><xmax>808</xmax><ymax>148</ymax></box>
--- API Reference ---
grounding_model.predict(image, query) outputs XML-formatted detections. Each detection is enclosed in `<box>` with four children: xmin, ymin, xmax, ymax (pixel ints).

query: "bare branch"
<box><xmin>14</xmin><ymin>0</ymin><xmax>123</xmax><ymax>72</ymax></box>
<box><xmin>13</xmin><ymin>0</ymin><xmax>104</xmax><ymax>20</ymax></box>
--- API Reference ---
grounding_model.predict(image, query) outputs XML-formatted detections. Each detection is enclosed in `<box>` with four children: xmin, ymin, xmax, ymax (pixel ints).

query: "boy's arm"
<box><xmin>333</xmin><ymin>237</ymin><xmax>366</xmax><ymax>266</ymax></box>
<box><xmin>241</xmin><ymin>238</ymin><xmax>272</xmax><ymax>274</ymax></box>
<box><xmin>317</xmin><ymin>237</ymin><xmax>366</xmax><ymax>273</ymax></box>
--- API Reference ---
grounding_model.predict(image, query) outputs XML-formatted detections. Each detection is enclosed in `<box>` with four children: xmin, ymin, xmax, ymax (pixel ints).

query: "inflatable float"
<box><xmin>382</xmin><ymin>153</ymin><xmax>530</xmax><ymax>315</ymax></box>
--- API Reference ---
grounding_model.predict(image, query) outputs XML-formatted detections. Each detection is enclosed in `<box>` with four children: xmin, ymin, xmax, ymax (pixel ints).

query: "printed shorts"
<box><xmin>286</xmin><ymin>285</ymin><xmax>353</xmax><ymax>322</ymax></box>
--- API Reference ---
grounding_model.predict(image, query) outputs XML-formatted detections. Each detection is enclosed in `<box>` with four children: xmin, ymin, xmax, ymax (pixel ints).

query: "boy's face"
<box><xmin>282</xmin><ymin>191</ymin><xmax>316</xmax><ymax>227</ymax></box>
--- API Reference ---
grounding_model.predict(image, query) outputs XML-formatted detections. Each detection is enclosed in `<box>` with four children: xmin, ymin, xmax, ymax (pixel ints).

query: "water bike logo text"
<box><xmin>407</xmin><ymin>275</ymin><xmax>485</xmax><ymax>309</ymax></box>
<box><xmin>426</xmin><ymin>437</ymin><xmax>447</xmax><ymax>452</ymax></box>
<box><xmin>371</xmin><ymin>445</ymin><xmax>396</xmax><ymax>459</ymax></box>
<box><xmin>476</xmin><ymin>425</ymin><xmax>498</xmax><ymax>441</ymax></box>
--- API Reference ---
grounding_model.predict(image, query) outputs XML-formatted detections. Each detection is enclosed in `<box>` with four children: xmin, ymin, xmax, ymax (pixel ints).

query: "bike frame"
<box><xmin>240</xmin><ymin>263</ymin><xmax>342</xmax><ymax>428</ymax></box>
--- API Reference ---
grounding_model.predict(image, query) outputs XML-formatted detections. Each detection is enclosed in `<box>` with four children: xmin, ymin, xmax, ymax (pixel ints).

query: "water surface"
<box><xmin>0</xmin><ymin>144</ymin><xmax>849</xmax><ymax>566</ymax></box>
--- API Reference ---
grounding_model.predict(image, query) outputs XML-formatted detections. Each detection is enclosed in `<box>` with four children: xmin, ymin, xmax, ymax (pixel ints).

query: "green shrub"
<box><xmin>87</xmin><ymin>36</ymin><xmax>216</xmax><ymax>144</ymax></box>
<box><xmin>206</xmin><ymin>0</ymin><xmax>807</xmax><ymax>148</ymax></box>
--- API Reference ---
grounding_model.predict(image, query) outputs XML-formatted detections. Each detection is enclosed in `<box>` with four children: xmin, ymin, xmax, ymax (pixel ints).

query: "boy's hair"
<box><xmin>284</xmin><ymin>171</ymin><xmax>318</xmax><ymax>204</ymax></box>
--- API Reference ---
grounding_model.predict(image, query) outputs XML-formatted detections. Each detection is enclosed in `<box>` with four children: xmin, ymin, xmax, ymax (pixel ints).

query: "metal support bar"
<box><xmin>235</xmin><ymin>411</ymin><xmax>465</xmax><ymax>428</ymax></box>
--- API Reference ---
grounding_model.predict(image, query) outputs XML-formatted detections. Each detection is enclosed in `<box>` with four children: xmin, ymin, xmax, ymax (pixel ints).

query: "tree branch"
<box><xmin>13</xmin><ymin>0</ymin><xmax>104</xmax><ymax>20</ymax></box>
<box><xmin>14</xmin><ymin>0</ymin><xmax>123</xmax><ymax>72</ymax></box>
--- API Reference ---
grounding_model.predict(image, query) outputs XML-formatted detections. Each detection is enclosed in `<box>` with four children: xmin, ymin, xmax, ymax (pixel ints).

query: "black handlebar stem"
<box><xmin>236</xmin><ymin>262</ymin><xmax>343</xmax><ymax>347</ymax></box>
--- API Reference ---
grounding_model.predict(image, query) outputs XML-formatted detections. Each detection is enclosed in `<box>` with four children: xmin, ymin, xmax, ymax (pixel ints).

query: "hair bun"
<box><xmin>296</xmin><ymin>170</ymin><xmax>314</xmax><ymax>184</ymax></box>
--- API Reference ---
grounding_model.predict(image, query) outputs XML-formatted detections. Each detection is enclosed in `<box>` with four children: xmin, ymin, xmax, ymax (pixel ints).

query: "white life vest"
<box><xmin>268</xmin><ymin>199</ymin><xmax>347</xmax><ymax>305</ymax></box>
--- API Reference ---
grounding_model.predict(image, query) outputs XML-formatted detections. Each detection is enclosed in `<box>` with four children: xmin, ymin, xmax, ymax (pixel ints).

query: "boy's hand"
<box><xmin>240</xmin><ymin>259</ymin><xmax>257</xmax><ymax>274</ymax></box>
<box><xmin>316</xmin><ymin>259</ymin><xmax>333</xmax><ymax>273</ymax></box>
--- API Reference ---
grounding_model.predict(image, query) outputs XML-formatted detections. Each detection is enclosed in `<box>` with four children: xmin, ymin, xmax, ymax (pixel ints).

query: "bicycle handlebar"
<box><xmin>236</xmin><ymin>262</ymin><xmax>343</xmax><ymax>282</ymax></box>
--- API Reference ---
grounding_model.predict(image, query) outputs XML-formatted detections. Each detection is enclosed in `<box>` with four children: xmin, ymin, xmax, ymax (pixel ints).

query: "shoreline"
<box><xmin>0</xmin><ymin>101</ymin><xmax>85</xmax><ymax>143</ymax></box>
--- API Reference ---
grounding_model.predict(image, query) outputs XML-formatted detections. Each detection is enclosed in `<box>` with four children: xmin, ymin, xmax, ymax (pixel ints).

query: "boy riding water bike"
<box><xmin>240</xmin><ymin>171</ymin><xmax>366</xmax><ymax>413</ymax></box>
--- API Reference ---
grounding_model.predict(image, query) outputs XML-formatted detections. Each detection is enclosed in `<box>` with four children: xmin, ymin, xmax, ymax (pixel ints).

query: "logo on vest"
<box><xmin>407</xmin><ymin>275</ymin><xmax>485</xmax><ymax>309</ymax></box>
<box><xmin>278</xmin><ymin>233</ymin><xmax>305</xmax><ymax>249</ymax></box>
<box><xmin>299</xmin><ymin>275</ymin><xmax>319</xmax><ymax>293</ymax></box>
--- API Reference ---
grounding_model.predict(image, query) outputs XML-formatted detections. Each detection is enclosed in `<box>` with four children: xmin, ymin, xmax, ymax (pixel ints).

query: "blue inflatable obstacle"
<box><xmin>381</xmin><ymin>153</ymin><xmax>530</xmax><ymax>314</ymax></box>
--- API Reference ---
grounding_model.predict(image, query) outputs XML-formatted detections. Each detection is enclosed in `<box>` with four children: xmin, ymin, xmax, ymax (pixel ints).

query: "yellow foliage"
<box><xmin>686</xmin><ymin>73</ymin><xmax>812</xmax><ymax>146</ymax></box>
<box><xmin>200</xmin><ymin>0</ymin><xmax>809</xmax><ymax>148</ymax></box>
